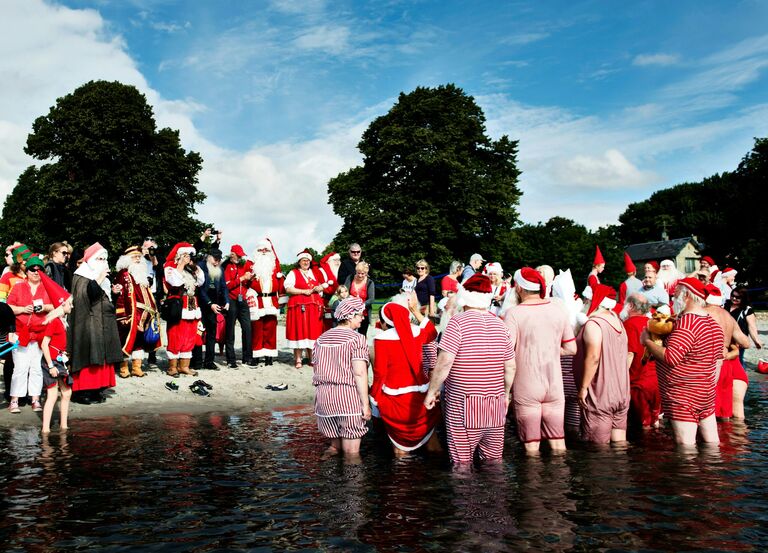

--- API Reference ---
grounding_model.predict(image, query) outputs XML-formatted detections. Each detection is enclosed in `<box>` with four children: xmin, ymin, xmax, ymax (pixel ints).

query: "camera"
<box><xmin>33</xmin><ymin>305</ymin><xmax>43</xmax><ymax>313</ymax></box>
<box><xmin>148</xmin><ymin>246</ymin><xmax>156</xmax><ymax>255</ymax></box>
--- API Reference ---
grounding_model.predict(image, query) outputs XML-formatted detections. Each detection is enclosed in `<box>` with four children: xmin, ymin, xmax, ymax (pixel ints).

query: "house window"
<box><xmin>685</xmin><ymin>258</ymin><xmax>697</xmax><ymax>273</ymax></box>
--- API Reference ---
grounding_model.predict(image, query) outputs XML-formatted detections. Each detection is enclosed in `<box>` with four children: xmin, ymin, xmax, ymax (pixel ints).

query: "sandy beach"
<box><xmin>2</xmin><ymin>315</ymin><xmax>766</xmax><ymax>429</ymax></box>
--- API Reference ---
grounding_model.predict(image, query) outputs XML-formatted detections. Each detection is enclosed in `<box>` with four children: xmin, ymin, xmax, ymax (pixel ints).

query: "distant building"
<box><xmin>626</xmin><ymin>235</ymin><xmax>704</xmax><ymax>274</ymax></box>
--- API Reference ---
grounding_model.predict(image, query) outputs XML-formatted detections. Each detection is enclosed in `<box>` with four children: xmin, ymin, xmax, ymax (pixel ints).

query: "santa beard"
<box><xmin>128</xmin><ymin>259</ymin><xmax>149</xmax><ymax>287</ymax></box>
<box><xmin>207</xmin><ymin>262</ymin><xmax>222</xmax><ymax>281</ymax></box>
<box><xmin>619</xmin><ymin>304</ymin><xmax>630</xmax><ymax>321</ymax></box>
<box><xmin>252</xmin><ymin>252</ymin><xmax>276</xmax><ymax>292</ymax></box>
<box><xmin>657</xmin><ymin>268</ymin><xmax>678</xmax><ymax>287</ymax></box>
<box><xmin>672</xmin><ymin>293</ymin><xmax>686</xmax><ymax>316</ymax></box>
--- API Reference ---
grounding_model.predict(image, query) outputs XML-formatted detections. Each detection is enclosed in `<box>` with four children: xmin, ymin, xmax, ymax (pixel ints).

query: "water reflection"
<box><xmin>0</xmin><ymin>398</ymin><xmax>765</xmax><ymax>551</ymax></box>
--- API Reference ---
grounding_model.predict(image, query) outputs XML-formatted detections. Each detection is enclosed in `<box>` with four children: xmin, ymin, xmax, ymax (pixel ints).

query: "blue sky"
<box><xmin>1</xmin><ymin>0</ymin><xmax>767</xmax><ymax>260</ymax></box>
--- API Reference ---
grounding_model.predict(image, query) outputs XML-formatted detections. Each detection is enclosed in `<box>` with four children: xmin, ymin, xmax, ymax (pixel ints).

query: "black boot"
<box><xmin>265</xmin><ymin>357</ymin><xmax>273</xmax><ymax>366</ymax></box>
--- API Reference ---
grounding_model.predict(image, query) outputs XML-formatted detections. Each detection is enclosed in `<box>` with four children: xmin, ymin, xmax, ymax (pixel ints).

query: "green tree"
<box><xmin>328</xmin><ymin>84</ymin><xmax>522</xmax><ymax>281</ymax></box>
<box><xmin>0</xmin><ymin>80</ymin><xmax>205</xmax><ymax>256</ymax></box>
<box><xmin>617</xmin><ymin>137</ymin><xmax>768</xmax><ymax>285</ymax></box>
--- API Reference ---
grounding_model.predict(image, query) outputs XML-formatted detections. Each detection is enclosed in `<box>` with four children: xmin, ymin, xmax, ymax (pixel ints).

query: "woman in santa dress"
<box><xmin>285</xmin><ymin>250</ymin><xmax>326</xmax><ymax>369</ymax></box>
<box><xmin>371</xmin><ymin>294</ymin><xmax>442</xmax><ymax>457</ymax></box>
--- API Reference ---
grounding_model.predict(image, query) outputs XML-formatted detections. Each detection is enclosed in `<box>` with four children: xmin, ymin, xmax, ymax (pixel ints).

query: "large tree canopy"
<box><xmin>618</xmin><ymin>137</ymin><xmax>768</xmax><ymax>285</ymax></box>
<box><xmin>0</xmin><ymin>80</ymin><xmax>205</xmax><ymax>255</ymax></box>
<box><xmin>328</xmin><ymin>84</ymin><xmax>522</xmax><ymax>281</ymax></box>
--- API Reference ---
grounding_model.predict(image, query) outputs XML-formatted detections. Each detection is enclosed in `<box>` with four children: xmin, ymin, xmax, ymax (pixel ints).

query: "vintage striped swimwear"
<box><xmin>438</xmin><ymin>310</ymin><xmax>515</xmax><ymax>464</ymax></box>
<box><xmin>656</xmin><ymin>313</ymin><xmax>724</xmax><ymax>424</ymax></box>
<box><xmin>312</xmin><ymin>327</ymin><xmax>370</xmax><ymax>439</ymax></box>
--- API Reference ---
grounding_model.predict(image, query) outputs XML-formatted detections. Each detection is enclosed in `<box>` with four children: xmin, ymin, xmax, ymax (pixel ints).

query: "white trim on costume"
<box><xmin>382</xmin><ymin>383</ymin><xmax>429</xmax><ymax>396</ymax></box>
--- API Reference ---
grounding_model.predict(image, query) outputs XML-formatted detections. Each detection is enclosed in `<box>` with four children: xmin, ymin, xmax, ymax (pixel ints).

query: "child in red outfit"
<box><xmin>41</xmin><ymin>309</ymin><xmax>72</xmax><ymax>434</ymax></box>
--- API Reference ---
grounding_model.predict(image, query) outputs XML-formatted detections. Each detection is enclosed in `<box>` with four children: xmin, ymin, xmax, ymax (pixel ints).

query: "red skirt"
<box><xmin>167</xmin><ymin>319</ymin><xmax>200</xmax><ymax>355</ymax></box>
<box><xmin>72</xmin><ymin>363</ymin><xmax>117</xmax><ymax>392</ymax></box>
<box><xmin>376</xmin><ymin>392</ymin><xmax>441</xmax><ymax>451</ymax></box>
<box><xmin>715</xmin><ymin>358</ymin><xmax>740</xmax><ymax>418</ymax></box>
<box><xmin>285</xmin><ymin>303</ymin><xmax>323</xmax><ymax>347</ymax></box>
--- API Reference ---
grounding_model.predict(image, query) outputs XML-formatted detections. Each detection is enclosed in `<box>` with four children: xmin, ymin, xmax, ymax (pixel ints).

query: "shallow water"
<box><xmin>1</xmin><ymin>376</ymin><xmax>767</xmax><ymax>552</ymax></box>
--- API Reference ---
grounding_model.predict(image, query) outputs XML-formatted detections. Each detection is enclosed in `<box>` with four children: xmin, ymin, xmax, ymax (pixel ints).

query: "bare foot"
<box><xmin>321</xmin><ymin>446</ymin><xmax>340</xmax><ymax>460</ymax></box>
<box><xmin>60</xmin><ymin>426</ymin><xmax>69</xmax><ymax>432</ymax></box>
<box><xmin>42</xmin><ymin>428</ymin><xmax>51</xmax><ymax>434</ymax></box>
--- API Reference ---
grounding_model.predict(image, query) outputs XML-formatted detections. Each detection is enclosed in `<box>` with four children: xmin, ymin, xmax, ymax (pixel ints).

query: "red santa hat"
<box><xmin>380</xmin><ymin>302</ymin><xmax>421</xmax><ymax>372</ymax></box>
<box><xmin>320</xmin><ymin>251</ymin><xmax>340</xmax><ymax>265</ymax></box>
<box><xmin>704</xmin><ymin>284</ymin><xmax>722</xmax><ymax>305</ymax></box>
<box><xmin>457</xmin><ymin>273</ymin><xmax>494</xmax><ymax>309</ymax></box>
<box><xmin>593</xmin><ymin>245</ymin><xmax>605</xmax><ymax>266</ymax></box>
<box><xmin>676</xmin><ymin>277</ymin><xmax>707</xmax><ymax>300</ymax></box>
<box><xmin>623</xmin><ymin>252</ymin><xmax>636</xmax><ymax>274</ymax></box>
<box><xmin>587</xmin><ymin>284</ymin><xmax>617</xmax><ymax>315</ymax></box>
<box><xmin>646</xmin><ymin>260</ymin><xmax>660</xmax><ymax>272</ymax></box>
<box><xmin>701</xmin><ymin>256</ymin><xmax>715</xmax><ymax>266</ymax></box>
<box><xmin>721</xmin><ymin>267</ymin><xmax>737</xmax><ymax>278</ymax></box>
<box><xmin>296</xmin><ymin>249</ymin><xmax>313</xmax><ymax>262</ymax></box>
<box><xmin>514</xmin><ymin>267</ymin><xmax>546</xmax><ymax>299</ymax></box>
<box><xmin>483</xmin><ymin>262</ymin><xmax>503</xmax><ymax>275</ymax></box>
<box><xmin>39</xmin><ymin>271</ymin><xmax>71</xmax><ymax>307</ymax></box>
<box><xmin>230</xmin><ymin>244</ymin><xmax>246</xmax><ymax>258</ymax></box>
<box><xmin>83</xmin><ymin>242</ymin><xmax>107</xmax><ymax>263</ymax></box>
<box><xmin>165</xmin><ymin>242</ymin><xmax>195</xmax><ymax>267</ymax></box>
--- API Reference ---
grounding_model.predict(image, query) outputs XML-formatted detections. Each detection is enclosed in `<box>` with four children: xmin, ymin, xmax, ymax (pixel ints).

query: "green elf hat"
<box><xmin>11</xmin><ymin>243</ymin><xmax>33</xmax><ymax>264</ymax></box>
<box><xmin>26</xmin><ymin>255</ymin><xmax>44</xmax><ymax>270</ymax></box>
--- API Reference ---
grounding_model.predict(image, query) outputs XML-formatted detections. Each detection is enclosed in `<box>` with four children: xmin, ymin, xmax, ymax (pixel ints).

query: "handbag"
<box><xmin>143</xmin><ymin>314</ymin><xmax>161</xmax><ymax>345</ymax></box>
<box><xmin>160</xmin><ymin>297</ymin><xmax>182</xmax><ymax>324</ymax></box>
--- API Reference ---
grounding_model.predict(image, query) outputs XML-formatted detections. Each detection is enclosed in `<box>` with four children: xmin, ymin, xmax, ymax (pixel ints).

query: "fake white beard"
<box><xmin>672</xmin><ymin>293</ymin><xmax>686</xmax><ymax>316</ymax></box>
<box><xmin>327</xmin><ymin>259</ymin><xmax>340</xmax><ymax>278</ymax></box>
<box><xmin>207</xmin><ymin>262</ymin><xmax>222</xmax><ymax>281</ymax></box>
<box><xmin>619</xmin><ymin>304</ymin><xmax>630</xmax><ymax>321</ymax></box>
<box><xmin>657</xmin><ymin>268</ymin><xmax>677</xmax><ymax>286</ymax></box>
<box><xmin>252</xmin><ymin>253</ymin><xmax>276</xmax><ymax>292</ymax></box>
<box><xmin>127</xmin><ymin>260</ymin><xmax>149</xmax><ymax>287</ymax></box>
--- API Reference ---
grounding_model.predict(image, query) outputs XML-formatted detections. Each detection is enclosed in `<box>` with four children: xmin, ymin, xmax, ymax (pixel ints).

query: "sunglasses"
<box><xmin>731</xmin><ymin>295</ymin><xmax>741</xmax><ymax>300</ymax></box>
<box><xmin>416</xmin><ymin>266</ymin><xmax>427</xmax><ymax>270</ymax></box>
<box><xmin>349</xmin><ymin>250</ymin><xmax>361</xmax><ymax>254</ymax></box>
<box><xmin>27</xmin><ymin>266</ymin><xmax>41</xmax><ymax>273</ymax></box>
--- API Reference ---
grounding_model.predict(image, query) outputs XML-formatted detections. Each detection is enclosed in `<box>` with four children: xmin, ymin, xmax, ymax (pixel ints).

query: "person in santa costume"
<box><xmin>424</xmin><ymin>274</ymin><xmax>516</xmax><ymax>466</ymax></box>
<box><xmin>657</xmin><ymin>259</ymin><xmax>683</xmax><ymax>303</ymax></box>
<box><xmin>582</xmin><ymin>245</ymin><xmax>605</xmax><ymax>300</ymax></box>
<box><xmin>483</xmin><ymin>262</ymin><xmax>508</xmax><ymax>317</ymax></box>
<box><xmin>163</xmin><ymin>242</ymin><xmax>204</xmax><ymax>377</ymax></box>
<box><xmin>616</xmin><ymin>252</ymin><xmax>642</xmax><ymax>312</ymax></box>
<box><xmin>114</xmin><ymin>245</ymin><xmax>161</xmax><ymax>378</ymax></box>
<box><xmin>704</xmin><ymin>285</ymin><xmax>750</xmax><ymax>420</ymax></box>
<box><xmin>67</xmin><ymin>243</ymin><xmax>123</xmax><ymax>403</ymax></box>
<box><xmin>247</xmin><ymin>238</ymin><xmax>285</xmax><ymax>366</ymax></box>
<box><xmin>505</xmin><ymin>267</ymin><xmax>576</xmax><ymax>454</ymax></box>
<box><xmin>285</xmin><ymin>249</ymin><xmax>327</xmax><ymax>368</ymax></box>
<box><xmin>371</xmin><ymin>294</ymin><xmax>442</xmax><ymax>457</ymax></box>
<box><xmin>716</xmin><ymin>267</ymin><xmax>737</xmax><ymax>304</ymax></box>
<box><xmin>318</xmin><ymin>252</ymin><xmax>341</xmax><ymax>332</ymax></box>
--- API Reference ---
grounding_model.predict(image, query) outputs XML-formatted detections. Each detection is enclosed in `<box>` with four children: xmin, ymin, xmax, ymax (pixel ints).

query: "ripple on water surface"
<box><xmin>0</xmin><ymin>375</ymin><xmax>767</xmax><ymax>551</ymax></box>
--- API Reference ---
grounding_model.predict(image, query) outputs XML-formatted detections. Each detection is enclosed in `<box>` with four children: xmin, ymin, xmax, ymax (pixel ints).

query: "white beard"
<box><xmin>252</xmin><ymin>252</ymin><xmax>276</xmax><ymax>292</ymax></box>
<box><xmin>619</xmin><ymin>304</ymin><xmax>630</xmax><ymax>321</ymax></box>
<box><xmin>207</xmin><ymin>262</ymin><xmax>222</xmax><ymax>281</ymax></box>
<box><xmin>672</xmin><ymin>294</ymin><xmax>686</xmax><ymax>316</ymax></box>
<box><xmin>128</xmin><ymin>260</ymin><xmax>149</xmax><ymax>287</ymax></box>
<box><xmin>328</xmin><ymin>259</ymin><xmax>340</xmax><ymax>278</ymax></box>
<box><xmin>657</xmin><ymin>268</ymin><xmax>678</xmax><ymax>286</ymax></box>
<box><xmin>86</xmin><ymin>259</ymin><xmax>111</xmax><ymax>296</ymax></box>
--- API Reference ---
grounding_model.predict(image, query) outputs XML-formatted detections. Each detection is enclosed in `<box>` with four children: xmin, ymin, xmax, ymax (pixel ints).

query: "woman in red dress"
<box><xmin>285</xmin><ymin>250</ymin><xmax>326</xmax><ymax>368</ymax></box>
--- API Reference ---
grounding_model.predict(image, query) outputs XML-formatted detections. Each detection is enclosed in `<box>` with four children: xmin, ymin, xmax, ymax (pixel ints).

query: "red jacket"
<box><xmin>225</xmin><ymin>260</ymin><xmax>254</xmax><ymax>301</ymax></box>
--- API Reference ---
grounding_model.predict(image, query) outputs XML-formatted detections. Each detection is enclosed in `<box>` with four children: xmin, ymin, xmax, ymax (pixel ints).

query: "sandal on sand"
<box><xmin>9</xmin><ymin>401</ymin><xmax>20</xmax><ymax>414</ymax></box>
<box><xmin>194</xmin><ymin>380</ymin><xmax>213</xmax><ymax>390</ymax></box>
<box><xmin>165</xmin><ymin>381</ymin><xmax>179</xmax><ymax>392</ymax></box>
<box><xmin>189</xmin><ymin>382</ymin><xmax>210</xmax><ymax>397</ymax></box>
<box><xmin>32</xmin><ymin>400</ymin><xmax>43</xmax><ymax>412</ymax></box>
<box><xmin>266</xmin><ymin>383</ymin><xmax>288</xmax><ymax>391</ymax></box>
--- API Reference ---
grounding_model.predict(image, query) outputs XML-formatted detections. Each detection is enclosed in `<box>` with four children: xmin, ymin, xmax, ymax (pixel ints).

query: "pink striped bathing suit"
<box><xmin>656</xmin><ymin>313</ymin><xmax>724</xmax><ymax>423</ymax></box>
<box><xmin>439</xmin><ymin>310</ymin><xmax>515</xmax><ymax>464</ymax></box>
<box><xmin>312</xmin><ymin>327</ymin><xmax>370</xmax><ymax>439</ymax></box>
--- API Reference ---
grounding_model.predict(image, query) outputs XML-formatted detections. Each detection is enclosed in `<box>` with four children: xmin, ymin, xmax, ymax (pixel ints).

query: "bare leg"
<box><xmin>341</xmin><ymin>437</ymin><xmax>362</xmax><ymax>456</ymax></box>
<box><xmin>41</xmin><ymin>387</ymin><xmax>57</xmax><ymax>434</ymax></box>
<box><xmin>670</xmin><ymin>419</ymin><xmax>698</xmax><ymax>445</ymax></box>
<box><xmin>322</xmin><ymin>438</ymin><xmax>341</xmax><ymax>459</ymax></box>
<box><xmin>60</xmin><ymin>384</ymin><xmax>71</xmax><ymax>430</ymax></box>
<box><xmin>524</xmin><ymin>441</ymin><xmax>541</xmax><ymax>456</ymax></box>
<box><xmin>425</xmin><ymin>431</ymin><xmax>443</xmax><ymax>453</ymax></box>
<box><xmin>697</xmin><ymin>414</ymin><xmax>720</xmax><ymax>444</ymax></box>
<box><xmin>610</xmin><ymin>429</ymin><xmax>627</xmax><ymax>443</ymax></box>
<box><xmin>732</xmin><ymin>380</ymin><xmax>748</xmax><ymax>420</ymax></box>
<box><xmin>293</xmin><ymin>349</ymin><xmax>303</xmax><ymax>368</ymax></box>
<box><xmin>548</xmin><ymin>438</ymin><xmax>566</xmax><ymax>453</ymax></box>
<box><xmin>392</xmin><ymin>446</ymin><xmax>409</xmax><ymax>458</ymax></box>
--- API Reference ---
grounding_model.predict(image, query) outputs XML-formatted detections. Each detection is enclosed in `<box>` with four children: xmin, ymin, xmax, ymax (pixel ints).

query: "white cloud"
<box><xmin>633</xmin><ymin>53</ymin><xmax>679</xmax><ymax>66</ymax></box>
<box><xmin>552</xmin><ymin>149</ymin><xmax>657</xmax><ymax>188</ymax></box>
<box><xmin>292</xmin><ymin>25</ymin><xmax>351</xmax><ymax>55</ymax></box>
<box><xmin>500</xmin><ymin>32</ymin><xmax>549</xmax><ymax>46</ymax></box>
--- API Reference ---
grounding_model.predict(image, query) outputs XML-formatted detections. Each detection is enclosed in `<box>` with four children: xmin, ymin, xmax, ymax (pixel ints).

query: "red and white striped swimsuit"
<box><xmin>312</xmin><ymin>327</ymin><xmax>370</xmax><ymax>417</ymax></box>
<box><xmin>439</xmin><ymin>310</ymin><xmax>515</xmax><ymax>464</ymax></box>
<box><xmin>656</xmin><ymin>313</ymin><xmax>724</xmax><ymax>423</ymax></box>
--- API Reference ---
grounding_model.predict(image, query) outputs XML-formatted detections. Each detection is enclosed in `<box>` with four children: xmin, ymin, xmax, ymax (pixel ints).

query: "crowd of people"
<box><xmin>0</xmin><ymin>234</ymin><xmax>763</xmax><ymax>464</ymax></box>
<box><xmin>312</xmin><ymin>246</ymin><xmax>764</xmax><ymax>466</ymax></box>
